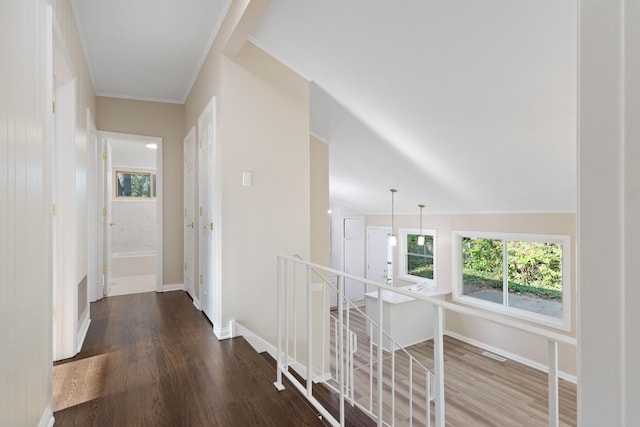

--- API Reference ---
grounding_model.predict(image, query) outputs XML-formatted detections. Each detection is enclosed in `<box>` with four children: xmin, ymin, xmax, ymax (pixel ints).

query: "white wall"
<box><xmin>578</xmin><ymin>0</ymin><xmax>640</xmax><ymax>424</ymax></box>
<box><xmin>0</xmin><ymin>2</ymin><xmax>53</xmax><ymax>426</ymax></box>
<box><xmin>111</xmin><ymin>202</ymin><xmax>156</xmax><ymax>253</ymax></box>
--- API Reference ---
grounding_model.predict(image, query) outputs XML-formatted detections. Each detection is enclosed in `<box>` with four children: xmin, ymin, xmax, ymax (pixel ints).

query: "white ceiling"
<box><xmin>252</xmin><ymin>0</ymin><xmax>578</xmax><ymax>214</ymax></box>
<box><xmin>72</xmin><ymin>0</ymin><xmax>578</xmax><ymax>215</ymax></box>
<box><xmin>71</xmin><ymin>0</ymin><xmax>230</xmax><ymax>103</ymax></box>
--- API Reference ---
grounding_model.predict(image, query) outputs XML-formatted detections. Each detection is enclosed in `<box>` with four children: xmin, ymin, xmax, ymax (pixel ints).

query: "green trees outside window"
<box><xmin>462</xmin><ymin>237</ymin><xmax>563</xmax><ymax>300</ymax></box>
<box><xmin>116</xmin><ymin>171</ymin><xmax>156</xmax><ymax>198</ymax></box>
<box><xmin>406</xmin><ymin>234</ymin><xmax>434</xmax><ymax>279</ymax></box>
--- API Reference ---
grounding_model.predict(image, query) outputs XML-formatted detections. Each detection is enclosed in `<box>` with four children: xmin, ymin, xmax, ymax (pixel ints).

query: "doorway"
<box><xmin>99</xmin><ymin>132</ymin><xmax>163</xmax><ymax>297</ymax></box>
<box><xmin>366</xmin><ymin>226</ymin><xmax>393</xmax><ymax>290</ymax></box>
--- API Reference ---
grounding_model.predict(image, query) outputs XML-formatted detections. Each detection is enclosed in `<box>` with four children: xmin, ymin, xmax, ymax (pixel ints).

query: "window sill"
<box><xmin>452</xmin><ymin>294</ymin><xmax>571</xmax><ymax>332</ymax></box>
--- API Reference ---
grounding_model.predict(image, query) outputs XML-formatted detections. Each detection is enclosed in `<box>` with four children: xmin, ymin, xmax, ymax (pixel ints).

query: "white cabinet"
<box><xmin>365</xmin><ymin>286</ymin><xmax>448</xmax><ymax>351</ymax></box>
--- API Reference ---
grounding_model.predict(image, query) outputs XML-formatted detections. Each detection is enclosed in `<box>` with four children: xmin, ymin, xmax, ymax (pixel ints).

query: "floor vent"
<box><xmin>482</xmin><ymin>351</ymin><xmax>507</xmax><ymax>362</ymax></box>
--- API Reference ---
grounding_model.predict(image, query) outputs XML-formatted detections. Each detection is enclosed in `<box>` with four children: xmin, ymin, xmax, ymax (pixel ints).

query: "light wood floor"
<box><xmin>329</xmin><ymin>308</ymin><xmax>577</xmax><ymax>426</ymax></box>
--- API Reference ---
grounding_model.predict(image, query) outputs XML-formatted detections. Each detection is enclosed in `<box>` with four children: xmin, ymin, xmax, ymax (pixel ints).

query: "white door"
<box><xmin>198</xmin><ymin>98</ymin><xmax>217</xmax><ymax>323</ymax></box>
<box><xmin>367</xmin><ymin>227</ymin><xmax>392</xmax><ymax>291</ymax></box>
<box><xmin>102</xmin><ymin>138</ymin><xmax>113</xmax><ymax>297</ymax></box>
<box><xmin>343</xmin><ymin>217</ymin><xmax>365</xmax><ymax>304</ymax></box>
<box><xmin>183</xmin><ymin>127</ymin><xmax>197</xmax><ymax>303</ymax></box>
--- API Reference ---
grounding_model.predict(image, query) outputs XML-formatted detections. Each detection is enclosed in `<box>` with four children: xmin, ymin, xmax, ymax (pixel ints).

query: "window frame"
<box><xmin>113</xmin><ymin>168</ymin><xmax>157</xmax><ymax>200</ymax></box>
<box><xmin>398</xmin><ymin>228</ymin><xmax>436</xmax><ymax>285</ymax></box>
<box><xmin>452</xmin><ymin>230</ymin><xmax>571</xmax><ymax>331</ymax></box>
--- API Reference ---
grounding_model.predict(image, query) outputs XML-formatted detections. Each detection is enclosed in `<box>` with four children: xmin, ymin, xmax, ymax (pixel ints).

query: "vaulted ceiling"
<box><xmin>72</xmin><ymin>0</ymin><xmax>578</xmax><ymax>215</ymax></box>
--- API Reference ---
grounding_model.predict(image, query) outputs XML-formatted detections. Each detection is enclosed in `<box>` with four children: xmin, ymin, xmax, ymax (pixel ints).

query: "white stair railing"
<box><xmin>273</xmin><ymin>255</ymin><xmax>576</xmax><ymax>427</ymax></box>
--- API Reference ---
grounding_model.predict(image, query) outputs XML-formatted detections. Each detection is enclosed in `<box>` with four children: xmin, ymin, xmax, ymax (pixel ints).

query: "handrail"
<box><xmin>279</xmin><ymin>254</ymin><xmax>576</xmax><ymax>346</ymax></box>
<box><xmin>276</xmin><ymin>254</ymin><xmax>435</xmax><ymax>426</ymax></box>
<box><xmin>291</xmin><ymin>253</ymin><xmax>334</xmax><ymax>287</ymax></box>
<box><xmin>275</xmin><ymin>254</ymin><xmax>569</xmax><ymax>427</ymax></box>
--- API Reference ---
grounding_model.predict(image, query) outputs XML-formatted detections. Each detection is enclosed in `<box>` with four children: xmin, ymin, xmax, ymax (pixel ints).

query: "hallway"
<box><xmin>53</xmin><ymin>292</ymin><xmax>326</xmax><ymax>426</ymax></box>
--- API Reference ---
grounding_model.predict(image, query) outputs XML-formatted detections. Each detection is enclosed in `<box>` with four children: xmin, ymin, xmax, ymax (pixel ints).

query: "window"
<box><xmin>114</xmin><ymin>170</ymin><xmax>156</xmax><ymax>199</ymax></box>
<box><xmin>452</xmin><ymin>231</ymin><xmax>570</xmax><ymax>330</ymax></box>
<box><xmin>399</xmin><ymin>229</ymin><xmax>436</xmax><ymax>284</ymax></box>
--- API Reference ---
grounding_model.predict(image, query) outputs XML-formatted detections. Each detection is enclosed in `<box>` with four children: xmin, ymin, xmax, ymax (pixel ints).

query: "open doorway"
<box><xmin>99</xmin><ymin>132</ymin><xmax>163</xmax><ymax>297</ymax></box>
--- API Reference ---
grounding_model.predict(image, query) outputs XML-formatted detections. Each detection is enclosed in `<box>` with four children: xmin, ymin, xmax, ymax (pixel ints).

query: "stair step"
<box><xmin>260</xmin><ymin>352</ymin><xmax>376</xmax><ymax>427</ymax></box>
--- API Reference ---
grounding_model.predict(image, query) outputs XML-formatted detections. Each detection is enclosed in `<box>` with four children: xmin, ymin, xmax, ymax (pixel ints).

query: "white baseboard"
<box><xmin>191</xmin><ymin>296</ymin><xmax>202</xmax><ymax>311</ymax></box>
<box><xmin>233</xmin><ymin>321</ymin><xmax>275</xmax><ymax>356</ymax></box>
<box><xmin>38</xmin><ymin>405</ymin><xmax>54</xmax><ymax>427</ymax></box>
<box><xmin>161</xmin><ymin>283</ymin><xmax>183</xmax><ymax>292</ymax></box>
<box><xmin>445</xmin><ymin>330</ymin><xmax>577</xmax><ymax>384</ymax></box>
<box><xmin>213</xmin><ymin>321</ymin><xmax>233</xmax><ymax>340</ymax></box>
<box><xmin>76</xmin><ymin>309</ymin><xmax>91</xmax><ymax>353</ymax></box>
<box><xmin>233</xmin><ymin>321</ymin><xmax>330</xmax><ymax>382</ymax></box>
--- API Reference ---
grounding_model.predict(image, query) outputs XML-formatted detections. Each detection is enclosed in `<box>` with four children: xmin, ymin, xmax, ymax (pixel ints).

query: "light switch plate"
<box><xmin>242</xmin><ymin>171</ymin><xmax>252</xmax><ymax>186</ymax></box>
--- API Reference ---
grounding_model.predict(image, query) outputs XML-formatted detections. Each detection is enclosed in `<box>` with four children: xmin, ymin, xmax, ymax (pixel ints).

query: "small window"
<box><xmin>399</xmin><ymin>229</ymin><xmax>436</xmax><ymax>284</ymax></box>
<box><xmin>114</xmin><ymin>170</ymin><xmax>156</xmax><ymax>199</ymax></box>
<box><xmin>453</xmin><ymin>231</ymin><xmax>570</xmax><ymax>330</ymax></box>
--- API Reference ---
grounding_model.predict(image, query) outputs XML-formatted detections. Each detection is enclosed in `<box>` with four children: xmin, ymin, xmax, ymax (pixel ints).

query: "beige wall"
<box><xmin>219</xmin><ymin>42</ymin><xmax>310</xmax><ymax>342</ymax></box>
<box><xmin>366</xmin><ymin>213</ymin><xmax>577</xmax><ymax>377</ymax></box>
<box><xmin>183</xmin><ymin>0</ymin><xmax>317</xmax><ymax>344</ymax></box>
<box><xmin>96</xmin><ymin>97</ymin><xmax>185</xmax><ymax>286</ymax></box>
<box><xmin>310</xmin><ymin>137</ymin><xmax>330</xmax><ymax>268</ymax></box>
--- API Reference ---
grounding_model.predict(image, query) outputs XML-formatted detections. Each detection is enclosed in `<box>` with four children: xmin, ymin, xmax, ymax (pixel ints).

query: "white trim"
<box><xmin>248</xmin><ymin>36</ymin><xmax>313</xmax><ymax>82</ymax></box>
<box><xmin>398</xmin><ymin>227</ymin><xmax>436</xmax><ymax>285</ymax></box>
<box><xmin>98</xmin><ymin>131</ymin><xmax>163</xmax><ymax>295</ymax></box>
<box><xmin>182</xmin><ymin>0</ymin><xmax>233</xmax><ymax>103</ymax></box>
<box><xmin>68</xmin><ymin>1</ymin><xmax>96</xmax><ymax>89</ymax></box>
<box><xmin>309</xmin><ymin>131</ymin><xmax>330</xmax><ymax>145</ymax></box>
<box><xmin>160</xmin><ymin>283</ymin><xmax>183</xmax><ymax>293</ymax></box>
<box><xmin>233</xmin><ymin>322</ymin><xmax>331</xmax><ymax>382</ymax></box>
<box><xmin>76</xmin><ymin>309</ymin><xmax>91</xmax><ymax>353</ymax></box>
<box><xmin>95</xmin><ymin>92</ymin><xmax>184</xmax><ymax>104</ymax></box>
<box><xmin>451</xmin><ymin>230</ymin><xmax>572</xmax><ymax>331</ymax></box>
<box><xmin>155</xmin><ymin>137</ymin><xmax>163</xmax><ymax>293</ymax></box>
<box><xmin>191</xmin><ymin>295</ymin><xmax>202</xmax><ymax>311</ymax></box>
<box><xmin>213</xmin><ymin>321</ymin><xmax>233</xmax><ymax>340</ymax></box>
<box><xmin>445</xmin><ymin>330</ymin><xmax>577</xmax><ymax>384</ymax></box>
<box><xmin>233</xmin><ymin>322</ymin><xmax>273</xmax><ymax>354</ymax></box>
<box><xmin>37</xmin><ymin>405</ymin><xmax>54</xmax><ymax>427</ymax></box>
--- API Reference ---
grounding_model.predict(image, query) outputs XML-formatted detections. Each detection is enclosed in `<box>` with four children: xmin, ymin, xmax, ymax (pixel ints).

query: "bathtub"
<box><xmin>111</xmin><ymin>250</ymin><xmax>156</xmax><ymax>278</ymax></box>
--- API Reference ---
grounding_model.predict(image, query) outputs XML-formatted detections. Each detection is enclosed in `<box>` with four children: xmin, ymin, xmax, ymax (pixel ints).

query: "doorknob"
<box><xmin>186</xmin><ymin>222</ymin><xmax>194</xmax><ymax>228</ymax></box>
<box><xmin>204</xmin><ymin>223</ymin><xmax>214</xmax><ymax>230</ymax></box>
<box><xmin>109</xmin><ymin>221</ymin><xmax>116</xmax><ymax>227</ymax></box>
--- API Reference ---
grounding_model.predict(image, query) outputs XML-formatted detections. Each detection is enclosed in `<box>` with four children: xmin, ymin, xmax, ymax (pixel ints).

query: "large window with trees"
<box><xmin>399</xmin><ymin>229</ymin><xmax>436</xmax><ymax>284</ymax></box>
<box><xmin>452</xmin><ymin>231</ymin><xmax>570</xmax><ymax>330</ymax></box>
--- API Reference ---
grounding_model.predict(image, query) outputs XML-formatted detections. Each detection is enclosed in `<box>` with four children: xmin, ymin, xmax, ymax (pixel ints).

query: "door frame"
<box><xmin>52</xmin><ymin>25</ymin><xmax>79</xmax><ymax>361</ymax></box>
<box><xmin>341</xmin><ymin>216</ymin><xmax>365</xmax><ymax>306</ymax></box>
<box><xmin>183</xmin><ymin>126</ymin><xmax>198</xmax><ymax>305</ymax></box>
<box><xmin>86</xmin><ymin>108</ymin><xmax>101</xmax><ymax>301</ymax></box>
<box><xmin>366</xmin><ymin>226</ymin><xmax>393</xmax><ymax>289</ymax></box>
<box><xmin>97</xmin><ymin>131</ymin><xmax>164</xmax><ymax>293</ymax></box>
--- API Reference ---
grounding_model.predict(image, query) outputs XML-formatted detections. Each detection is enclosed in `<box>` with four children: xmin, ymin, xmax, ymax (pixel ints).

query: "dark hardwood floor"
<box><xmin>53</xmin><ymin>291</ymin><xmax>328</xmax><ymax>427</ymax></box>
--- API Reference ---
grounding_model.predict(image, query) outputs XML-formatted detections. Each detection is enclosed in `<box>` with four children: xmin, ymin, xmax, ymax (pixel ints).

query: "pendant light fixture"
<box><xmin>417</xmin><ymin>204</ymin><xmax>425</xmax><ymax>246</ymax></box>
<box><xmin>389</xmin><ymin>189</ymin><xmax>397</xmax><ymax>246</ymax></box>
